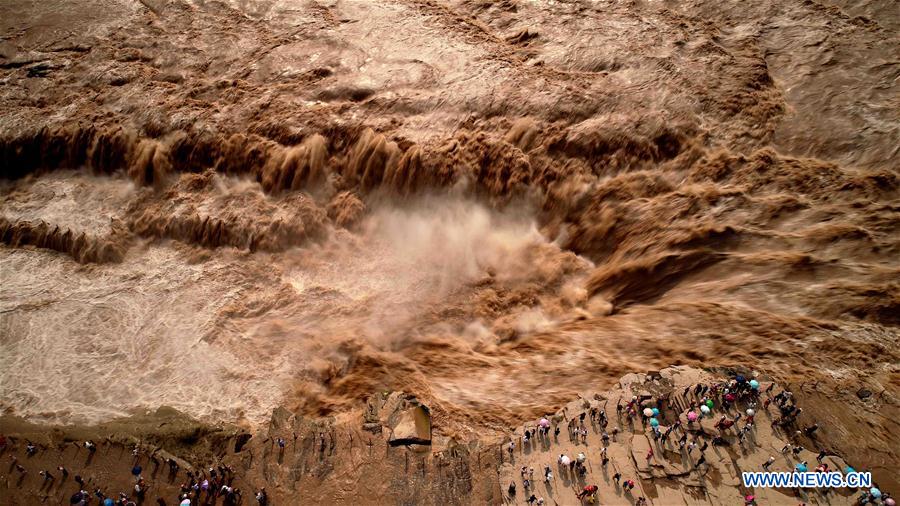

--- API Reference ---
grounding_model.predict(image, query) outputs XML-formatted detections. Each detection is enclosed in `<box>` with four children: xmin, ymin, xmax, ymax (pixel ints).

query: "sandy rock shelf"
<box><xmin>2</xmin><ymin>366</ymin><xmax>890</xmax><ymax>505</ymax></box>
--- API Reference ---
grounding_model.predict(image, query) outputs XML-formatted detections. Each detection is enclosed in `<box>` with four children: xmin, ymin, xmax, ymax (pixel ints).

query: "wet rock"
<box><xmin>233</xmin><ymin>433</ymin><xmax>252</xmax><ymax>452</ymax></box>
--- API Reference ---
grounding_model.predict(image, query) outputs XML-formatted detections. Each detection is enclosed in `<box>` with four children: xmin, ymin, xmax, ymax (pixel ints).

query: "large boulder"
<box><xmin>388</xmin><ymin>404</ymin><xmax>432</xmax><ymax>446</ymax></box>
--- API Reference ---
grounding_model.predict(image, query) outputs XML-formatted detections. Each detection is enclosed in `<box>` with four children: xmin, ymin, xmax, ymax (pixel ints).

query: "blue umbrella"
<box><xmin>795</xmin><ymin>463</ymin><xmax>808</xmax><ymax>472</ymax></box>
<box><xmin>649</xmin><ymin>418</ymin><xmax>659</xmax><ymax>427</ymax></box>
<box><xmin>870</xmin><ymin>488</ymin><xmax>882</xmax><ymax>498</ymax></box>
<box><xmin>651</xmin><ymin>408</ymin><xmax>660</xmax><ymax>417</ymax></box>
<box><xmin>844</xmin><ymin>466</ymin><xmax>855</xmax><ymax>474</ymax></box>
<box><xmin>103</xmin><ymin>499</ymin><xmax>115</xmax><ymax>506</ymax></box>
<box><xmin>131</xmin><ymin>465</ymin><xmax>142</xmax><ymax>476</ymax></box>
<box><xmin>749</xmin><ymin>379</ymin><xmax>759</xmax><ymax>389</ymax></box>
<box><xmin>735</xmin><ymin>375</ymin><xmax>746</xmax><ymax>383</ymax></box>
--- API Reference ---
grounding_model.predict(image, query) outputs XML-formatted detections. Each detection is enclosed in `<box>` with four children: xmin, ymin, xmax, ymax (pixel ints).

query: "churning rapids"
<box><xmin>1</xmin><ymin>0</ymin><xmax>898</xmax><ymax>443</ymax></box>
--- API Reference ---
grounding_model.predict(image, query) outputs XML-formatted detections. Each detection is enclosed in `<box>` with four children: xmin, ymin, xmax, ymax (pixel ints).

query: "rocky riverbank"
<box><xmin>2</xmin><ymin>366</ymin><xmax>895</xmax><ymax>505</ymax></box>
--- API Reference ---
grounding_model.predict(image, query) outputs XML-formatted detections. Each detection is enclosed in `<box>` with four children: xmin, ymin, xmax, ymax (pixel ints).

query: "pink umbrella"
<box><xmin>687</xmin><ymin>411</ymin><xmax>699</xmax><ymax>422</ymax></box>
<box><xmin>539</xmin><ymin>418</ymin><xmax>550</xmax><ymax>428</ymax></box>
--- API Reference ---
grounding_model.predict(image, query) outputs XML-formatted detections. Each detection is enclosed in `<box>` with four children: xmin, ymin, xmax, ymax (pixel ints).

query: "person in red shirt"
<box><xmin>576</xmin><ymin>484</ymin><xmax>599</xmax><ymax>499</ymax></box>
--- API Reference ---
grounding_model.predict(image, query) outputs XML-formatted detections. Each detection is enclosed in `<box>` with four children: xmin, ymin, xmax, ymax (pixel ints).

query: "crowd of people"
<box><xmin>501</xmin><ymin>373</ymin><xmax>894</xmax><ymax>505</ymax></box>
<box><xmin>1</xmin><ymin>436</ymin><xmax>271</xmax><ymax>505</ymax></box>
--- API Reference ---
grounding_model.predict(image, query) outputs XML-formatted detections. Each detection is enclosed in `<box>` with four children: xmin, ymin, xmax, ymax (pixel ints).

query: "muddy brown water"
<box><xmin>1</xmin><ymin>0</ymin><xmax>897</xmax><ymax>455</ymax></box>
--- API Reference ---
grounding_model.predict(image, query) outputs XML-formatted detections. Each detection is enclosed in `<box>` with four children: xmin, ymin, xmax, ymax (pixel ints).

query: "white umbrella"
<box><xmin>560</xmin><ymin>455</ymin><xmax>571</xmax><ymax>466</ymax></box>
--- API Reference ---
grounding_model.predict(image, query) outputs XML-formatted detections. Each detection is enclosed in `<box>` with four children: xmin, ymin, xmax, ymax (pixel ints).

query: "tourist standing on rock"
<box><xmin>613</xmin><ymin>472</ymin><xmax>621</xmax><ymax>485</ymax></box>
<box><xmin>255</xmin><ymin>488</ymin><xmax>268</xmax><ymax>506</ymax></box>
<box><xmin>763</xmin><ymin>456</ymin><xmax>776</xmax><ymax>470</ymax></box>
<box><xmin>576</xmin><ymin>484</ymin><xmax>599</xmax><ymax>500</ymax></box>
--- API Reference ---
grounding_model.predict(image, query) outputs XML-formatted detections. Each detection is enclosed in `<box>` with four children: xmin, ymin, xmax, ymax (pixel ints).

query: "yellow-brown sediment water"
<box><xmin>1</xmin><ymin>0</ymin><xmax>897</xmax><ymax>482</ymax></box>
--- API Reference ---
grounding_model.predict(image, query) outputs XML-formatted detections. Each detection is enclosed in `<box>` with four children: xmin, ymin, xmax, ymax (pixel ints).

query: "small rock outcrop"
<box><xmin>388</xmin><ymin>404</ymin><xmax>432</xmax><ymax>446</ymax></box>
